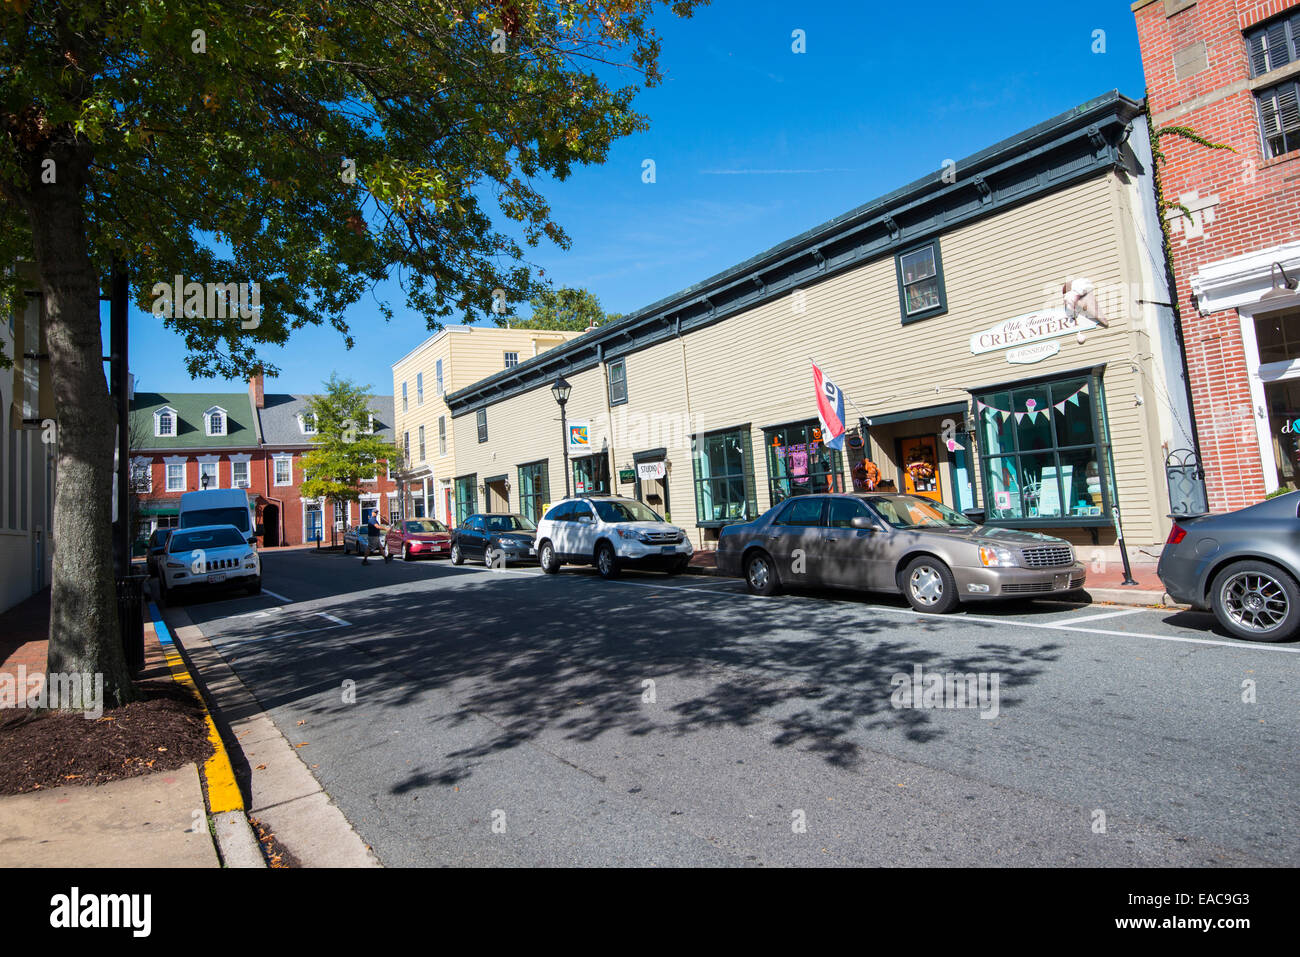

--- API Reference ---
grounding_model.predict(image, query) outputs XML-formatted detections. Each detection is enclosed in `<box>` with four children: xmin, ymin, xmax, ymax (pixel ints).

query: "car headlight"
<box><xmin>165</xmin><ymin>561</ymin><xmax>185</xmax><ymax>569</ymax></box>
<box><xmin>616</xmin><ymin>529</ymin><xmax>640</xmax><ymax>540</ymax></box>
<box><xmin>978</xmin><ymin>546</ymin><xmax>1018</xmax><ymax>567</ymax></box>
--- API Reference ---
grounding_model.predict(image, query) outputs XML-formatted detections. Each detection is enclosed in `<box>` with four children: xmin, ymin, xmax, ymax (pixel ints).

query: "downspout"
<box><xmin>1145</xmin><ymin>96</ymin><xmax>1205</xmax><ymax>466</ymax></box>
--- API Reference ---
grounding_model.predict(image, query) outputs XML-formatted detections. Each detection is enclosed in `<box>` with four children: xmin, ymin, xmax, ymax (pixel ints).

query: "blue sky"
<box><xmin>118</xmin><ymin>0</ymin><xmax>1148</xmax><ymax>397</ymax></box>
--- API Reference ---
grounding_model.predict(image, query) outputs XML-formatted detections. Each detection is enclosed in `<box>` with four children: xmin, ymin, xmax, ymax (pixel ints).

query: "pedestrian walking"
<box><xmin>361</xmin><ymin>511</ymin><xmax>385</xmax><ymax>565</ymax></box>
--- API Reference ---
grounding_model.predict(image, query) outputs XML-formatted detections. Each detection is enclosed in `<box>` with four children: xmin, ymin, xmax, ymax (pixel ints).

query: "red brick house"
<box><xmin>129</xmin><ymin>375</ymin><xmax>398</xmax><ymax>546</ymax></box>
<box><xmin>1134</xmin><ymin>0</ymin><xmax>1300</xmax><ymax>510</ymax></box>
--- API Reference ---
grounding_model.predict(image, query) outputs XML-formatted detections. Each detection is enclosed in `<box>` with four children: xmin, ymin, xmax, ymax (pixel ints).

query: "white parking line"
<box><xmin>262</xmin><ymin>589</ymin><xmax>294</xmax><ymax>604</ymax></box>
<box><xmin>1064</xmin><ymin>608</ymin><xmax>1145</xmax><ymax>625</ymax></box>
<box><xmin>599</xmin><ymin>576</ymin><xmax>1300</xmax><ymax>654</ymax></box>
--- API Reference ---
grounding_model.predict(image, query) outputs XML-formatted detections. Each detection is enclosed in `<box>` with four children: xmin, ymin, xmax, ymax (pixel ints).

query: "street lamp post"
<box><xmin>552</xmin><ymin>375</ymin><xmax>572</xmax><ymax>498</ymax></box>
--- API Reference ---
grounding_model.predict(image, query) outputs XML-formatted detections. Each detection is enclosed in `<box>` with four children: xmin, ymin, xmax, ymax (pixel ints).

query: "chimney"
<box><xmin>249</xmin><ymin>371</ymin><xmax>264</xmax><ymax>409</ymax></box>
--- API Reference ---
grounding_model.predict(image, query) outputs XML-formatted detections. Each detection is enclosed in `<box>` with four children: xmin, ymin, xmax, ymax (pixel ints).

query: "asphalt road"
<box><xmin>173</xmin><ymin>547</ymin><xmax>1300</xmax><ymax>867</ymax></box>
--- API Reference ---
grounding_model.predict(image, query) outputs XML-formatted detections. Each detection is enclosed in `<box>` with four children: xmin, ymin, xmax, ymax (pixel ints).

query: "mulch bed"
<box><xmin>0</xmin><ymin>679</ymin><xmax>214</xmax><ymax>795</ymax></box>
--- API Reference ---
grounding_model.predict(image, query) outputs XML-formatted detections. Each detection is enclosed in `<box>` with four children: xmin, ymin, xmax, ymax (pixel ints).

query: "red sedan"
<box><xmin>383</xmin><ymin>519</ymin><xmax>452</xmax><ymax>561</ymax></box>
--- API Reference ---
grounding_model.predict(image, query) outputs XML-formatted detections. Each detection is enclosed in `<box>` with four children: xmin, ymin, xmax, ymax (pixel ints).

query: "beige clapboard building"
<box><xmin>391</xmin><ymin>325</ymin><xmax>580</xmax><ymax>523</ymax></box>
<box><xmin>442</xmin><ymin>93</ymin><xmax>1194</xmax><ymax>555</ymax></box>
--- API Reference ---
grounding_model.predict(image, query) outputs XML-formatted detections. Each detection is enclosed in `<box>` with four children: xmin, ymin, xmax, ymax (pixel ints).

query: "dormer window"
<box><xmin>154</xmin><ymin>407</ymin><xmax>177</xmax><ymax>437</ymax></box>
<box><xmin>204</xmin><ymin>406</ymin><xmax>227</xmax><ymax>437</ymax></box>
<box><xmin>300</xmin><ymin>412</ymin><xmax>317</xmax><ymax>435</ymax></box>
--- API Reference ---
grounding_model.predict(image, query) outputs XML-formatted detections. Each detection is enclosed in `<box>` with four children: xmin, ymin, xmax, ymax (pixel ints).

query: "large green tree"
<box><xmin>0</xmin><ymin>0</ymin><xmax>698</xmax><ymax>706</ymax></box>
<box><xmin>512</xmin><ymin>284</ymin><xmax>622</xmax><ymax>330</ymax></box>
<box><xmin>299</xmin><ymin>374</ymin><xmax>401</xmax><ymax>512</ymax></box>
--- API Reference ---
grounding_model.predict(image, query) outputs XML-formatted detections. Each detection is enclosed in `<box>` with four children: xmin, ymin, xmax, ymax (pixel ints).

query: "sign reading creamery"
<box><xmin>970</xmin><ymin>308</ymin><xmax>1098</xmax><ymax>356</ymax></box>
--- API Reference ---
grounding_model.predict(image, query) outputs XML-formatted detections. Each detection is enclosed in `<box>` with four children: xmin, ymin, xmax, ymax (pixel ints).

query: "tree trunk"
<box><xmin>24</xmin><ymin>142</ymin><xmax>135</xmax><ymax>708</ymax></box>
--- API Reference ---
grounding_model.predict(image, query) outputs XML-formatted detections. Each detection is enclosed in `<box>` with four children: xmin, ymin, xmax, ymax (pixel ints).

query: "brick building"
<box><xmin>129</xmin><ymin>375</ymin><xmax>397</xmax><ymax>546</ymax></box>
<box><xmin>1134</xmin><ymin>0</ymin><xmax>1300</xmax><ymax>510</ymax></box>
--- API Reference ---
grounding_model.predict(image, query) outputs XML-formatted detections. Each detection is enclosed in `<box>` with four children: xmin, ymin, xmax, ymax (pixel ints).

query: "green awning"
<box><xmin>137</xmin><ymin>503</ymin><xmax>180</xmax><ymax>515</ymax></box>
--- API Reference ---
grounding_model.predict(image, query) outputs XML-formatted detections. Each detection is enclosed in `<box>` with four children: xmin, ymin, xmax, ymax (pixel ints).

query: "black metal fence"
<box><xmin>1166</xmin><ymin>449</ymin><xmax>1209</xmax><ymax>518</ymax></box>
<box><xmin>115</xmin><ymin>573</ymin><xmax>148</xmax><ymax>676</ymax></box>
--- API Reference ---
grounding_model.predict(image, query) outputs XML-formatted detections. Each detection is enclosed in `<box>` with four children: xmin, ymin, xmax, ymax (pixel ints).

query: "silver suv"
<box><xmin>535</xmin><ymin>495</ymin><xmax>694</xmax><ymax>579</ymax></box>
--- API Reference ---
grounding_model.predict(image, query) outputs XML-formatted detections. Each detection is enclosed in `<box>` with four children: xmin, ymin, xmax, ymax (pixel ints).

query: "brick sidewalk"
<box><xmin>1</xmin><ymin>586</ymin><xmax>171</xmax><ymax>690</ymax></box>
<box><xmin>0</xmin><ymin>588</ymin><xmax>50</xmax><ymax>686</ymax></box>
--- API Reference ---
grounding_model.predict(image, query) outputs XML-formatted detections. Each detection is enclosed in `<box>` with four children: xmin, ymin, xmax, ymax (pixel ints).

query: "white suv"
<box><xmin>160</xmin><ymin>524</ymin><xmax>262</xmax><ymax>604</ymax></box>
<box><xmin>536</xmin><ymin>496</ymin><xmax>694</xmax><ymax>579</ymax></box>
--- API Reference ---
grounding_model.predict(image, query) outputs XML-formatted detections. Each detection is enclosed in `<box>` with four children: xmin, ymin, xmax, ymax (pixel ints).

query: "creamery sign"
<box><xmin>970</xmin><ymin>308</ymin><xmax>1098</xmax><ymax>356</ymax></box>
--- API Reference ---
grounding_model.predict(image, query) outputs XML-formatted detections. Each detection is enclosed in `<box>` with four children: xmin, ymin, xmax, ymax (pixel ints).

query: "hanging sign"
<box><xmin>636</xmin><ymin>461</ymin><xmax>666</xmax><ymax>480</ymax></box>
<box><xmin>618</xmin><ymin>468</ymin><xmax>636</xmax><ymax>484</ymax></box>
<box><xmin>971</xmin><ymin>308</ymin><xmax>1099</xmax><ymax>355</ymax></box>
<box><xmin>567</xmin><ymin>421</ymin><xmax>590</xmax><ymax>455</ymax></box>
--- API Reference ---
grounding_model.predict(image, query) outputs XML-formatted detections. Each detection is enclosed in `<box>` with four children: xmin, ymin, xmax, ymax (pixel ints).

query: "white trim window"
<box><xmin>204</xmin><ymin>406</ymin><xmax>227</xmax><ymax>437</ymax></box>
<box><xmin>164</xmin><ymin>457</ymin><xmax>188</xmax><ymax>492</ymax></box>
<box><xmin>130</xmin><ymin>457</ymin><xmax>152</xmax><ymax>494</ymax></box>
<box><xmin>504</xmin><ymin>351</ymin><xmax>518</xmax><ymax>369</ymax></box>
<box><xmin>230</xmin><ymin>454</ymin><xmax>252</xmax><ymax>489</ymax></box>
<box><xmin>436</xmin><ymin>358</ymin><xmax>444</xmax><ymax>394</ymax></box>
<box><xmin>273</xmin><ymin>454</ymin><xmax>293</xmax><ymax>486</ymax></box>
<box><xmin>198</xmin><ymin>457</ymin><xmax>221</xmax><ymax>490</ymax></box>
<box><xmin>402</xmin><ymin>381</ymin><xmax>408</xmax><ymax>412</ymax></box>
<box><xmin>299</xmin><ymin>412</ymin><xmax>317</xmax><ymax>435</ymax></box>
<box><xmin>439</xmin><ymin>416</ymin><xmax>447</xmax><ymax>456</ymax></box>
<box><xmin>154</xmin><ymin>407</ymin><xmax>177</xmax><ymax>438</ymax></box>
<box><xmin>418</xmin><ymin>425</ymin><xmax>426</xmax><ymax>461</ymax></box>
<box><xmin>417</xmin><ymin>372</ymin><xmax>424</xmax><ymax>405</ymax></box>
<box><xmin>362</xmin><ymin>458</ymin><xmax>378</xmax><ymax>483</ymax></box>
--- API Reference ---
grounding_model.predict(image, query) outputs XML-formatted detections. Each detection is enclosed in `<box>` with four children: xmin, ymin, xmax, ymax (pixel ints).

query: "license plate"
<box><xmin>207</xmin><ymin>573</ymin><xmax>226</xmax><ymax>583</ymax></box>
<box><xmin>1054</xmin><ymin>573</ymin><xmax>1069</xmax><ymax>589</ymax></box>
<box><xmin>661</xmin><ymin>546</ymin><xmax>676</xmax><ymax>554</ymax></box>
<box><xmin>528</xmin><ymin>547</ymin><xmax>536</xmax><ymax>555</ymax></box>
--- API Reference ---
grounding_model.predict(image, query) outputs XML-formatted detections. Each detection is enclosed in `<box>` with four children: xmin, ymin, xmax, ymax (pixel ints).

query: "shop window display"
<box><xmin>975</xmin><ymin>375</ymin><xmax>1113</xmax><ymax>522</ymax></box>
<box><xmin>693</xmin><ymin>427</ymin><xmax>757</xmax><ymax>524</ymax></box>
<box><xmin>764</xmin><ymin>421</ymin><xmax>844</xmax><ymax>507</ymax></box>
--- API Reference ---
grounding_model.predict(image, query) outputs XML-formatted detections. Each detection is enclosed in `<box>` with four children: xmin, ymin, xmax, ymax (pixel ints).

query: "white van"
<box><xmin>178</xmin><ymin>489</ymin><xmax>257</xmax><ymax>546</ymax></box>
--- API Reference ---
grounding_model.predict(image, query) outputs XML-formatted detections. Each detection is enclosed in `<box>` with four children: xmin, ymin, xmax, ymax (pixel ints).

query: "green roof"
<box><xmin>130</xmin><ymin>392</ymin><xmax>257</xmax><ymax>449</ymax></box>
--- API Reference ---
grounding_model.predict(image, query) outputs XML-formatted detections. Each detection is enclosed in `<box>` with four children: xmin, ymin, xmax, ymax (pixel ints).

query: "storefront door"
<box><xmin>634</xmin><ymin>452</ymin><xmax>669</xmax><ymax>520</ymax></box>
<box><xmin>485</xmin><ymin>476</ymin><xmax>509</xmax><ymax>512</ymax></box>
<box><xmin>898</xmin><ymin>435</ymin><xmax>942</xmax><ymax>501</ymax></box>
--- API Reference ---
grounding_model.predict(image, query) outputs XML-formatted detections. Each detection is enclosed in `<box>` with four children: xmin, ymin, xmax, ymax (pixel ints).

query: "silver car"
<box><xmin>716</xmin><ymin>493</ymin><xmax>1085</xmax><ymax>612</ymax></box>
<box><xmin>1157</xmin><ymin>490</ymin><xmax>1300</xmax><ymax>643</ymax></box>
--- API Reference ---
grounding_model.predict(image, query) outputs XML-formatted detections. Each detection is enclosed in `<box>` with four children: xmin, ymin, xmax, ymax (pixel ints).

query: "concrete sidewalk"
<box><xmin>686</xmin><ymin>549</ymin><xmax>1180</xmax><ymax>608</ymax></box>
<box><xmin>0</xmin><ymin>762</ymin><xmax>218</xmax><ymax>868</ymax></box>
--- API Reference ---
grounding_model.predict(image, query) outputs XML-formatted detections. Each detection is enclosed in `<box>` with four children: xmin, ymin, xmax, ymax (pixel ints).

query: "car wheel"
<box><xmin>248</xmin><ymin>577</ymin><xmax>262</xmax><ymax>596</ymax></box>
<box><xmin>383</xmin><ymin>539</ymin><xmax>390</xmax><ymax>559</ymax></box>
<box><xmin>403</xmin><ymin>544</ymin><xmax>413</xmax><ymax>562</ymax></box>
<box><xmin>595</xmin><ymin>541</ymin><xmax>621</xmax><ymax>579</ymax></box>
<box><xmin>450</xmin><ymin>543</ymin><xmax>464</xmax><ymax>565</ymax></box>
<box><xmin>539</xmin><ymin>541</ymin><xmax>560</xmax><ymax>574</ymax></box>
<box><xmin>744</xmin><ymin>550</ymin><xmax>780</xmax><ymax>596</ymax></box>
<box><xmin>157</xmin><ymin>580</ymin><xmax>168</xmax><ymax>607</ymax></box>
<box><xmin>666</xmin><ymin>556</ymin><xmax>689</xmax><ymax>576</ymax></box>
<box><xmin>1210</xmin><ymin>560</ymin><xmax>1299</xmax><ymax>642</ymax></box>
<box><xmin>901</xmin><ymin>557</ymin><xmax>960</xmax><ymax>614</ymax></box>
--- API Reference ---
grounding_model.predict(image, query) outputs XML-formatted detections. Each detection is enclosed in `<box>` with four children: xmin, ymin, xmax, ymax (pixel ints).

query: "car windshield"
<box><xmin>169</xmin><ymin>527</ymin><xmax>246</xmax><ymax>552</ymax></box>
<box><xmin>862</xmin><ymin>495</ymin><xmax>977</xmax><ymax>530</ymax></box>
<box><xmin>405</xmin><ymin>520</ymin><xmax>447</xmax><ymax>533</ymax></box>
<box><xmin>181</xmin><ymin>507</ymin><xmax>250</xmax><ymax>533</ymax></box>
<box><xmin>593</xmin><ymin>499</ymin><xmax>664</xmax><ymax>523</ymax></box>
<box><xmin>485</xmin><ymin>515</ymin><xmax>536</xmax><ymax>532</ymax></box>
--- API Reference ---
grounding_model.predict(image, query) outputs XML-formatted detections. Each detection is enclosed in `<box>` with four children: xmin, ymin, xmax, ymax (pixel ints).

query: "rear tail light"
<box><xmin>1166</xmin><ymin>524</ymin><xmax>1187</xmax><ymax>545</ymax></box>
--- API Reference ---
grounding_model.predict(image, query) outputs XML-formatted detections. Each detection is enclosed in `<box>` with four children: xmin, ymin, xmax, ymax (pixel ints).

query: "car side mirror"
<box><xmin>850</xmin><ymin>516</ymin><xmax>877</xmax><ymax>531</ymax></box>
<box><xmin>962</xmin><ymin>508</ymin><xmax>986</xmax><ymax>524</ymax></box>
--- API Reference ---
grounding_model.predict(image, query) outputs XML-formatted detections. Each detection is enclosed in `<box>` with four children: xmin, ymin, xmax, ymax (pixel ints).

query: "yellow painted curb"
<box><xmin>146</xmin><ymin>606</ymin><xmax>243</xmax><ymax>815</ymax></box>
